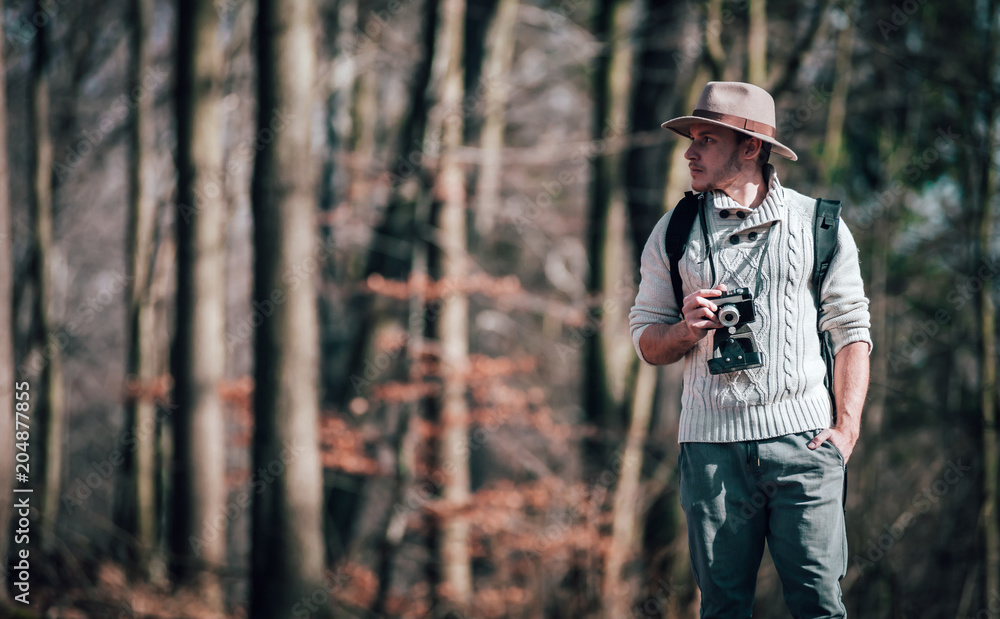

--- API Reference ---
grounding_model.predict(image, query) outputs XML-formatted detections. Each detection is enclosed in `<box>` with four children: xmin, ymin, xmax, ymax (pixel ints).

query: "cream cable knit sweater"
<box><xmin>629</xmin><ymin>165</ymin><xmax>872</xmax><ymax>443</ymax></box>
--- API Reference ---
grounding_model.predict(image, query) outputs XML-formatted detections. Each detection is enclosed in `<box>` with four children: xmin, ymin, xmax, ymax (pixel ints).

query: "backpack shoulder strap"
<box><xmin>812</xmin><ymin>197</ymin><xmax>842</xmax><ymax>308</ymax></box>
<box><xmin>813</xmin><ymin>197</ymin><xmax>842</xmax><ymax>419</ymax></box>
<box><xmin>665</xmin><ymin>191</ymin><xmax>702</xmax><ymax>311</ymax></box>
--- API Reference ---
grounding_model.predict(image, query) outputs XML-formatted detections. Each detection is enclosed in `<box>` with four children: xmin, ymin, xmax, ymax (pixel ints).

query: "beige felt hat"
<box><xmin>661</xmin><ymin>81</ymin><xmax>798</xmax><ymax>161</ymax></box>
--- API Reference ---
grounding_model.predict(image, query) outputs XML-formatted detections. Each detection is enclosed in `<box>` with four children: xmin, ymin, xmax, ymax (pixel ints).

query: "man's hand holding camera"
<box><xmin>680</xmin><ymin>284</ymin><xmax>728</xmax><ymax>338</ymax></box>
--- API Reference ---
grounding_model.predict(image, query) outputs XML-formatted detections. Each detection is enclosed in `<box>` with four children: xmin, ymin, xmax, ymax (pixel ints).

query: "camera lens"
<box><xmin>718</xmin><ymin>304</ymin><xmax>740</xmax><ymax>327</ymax></box>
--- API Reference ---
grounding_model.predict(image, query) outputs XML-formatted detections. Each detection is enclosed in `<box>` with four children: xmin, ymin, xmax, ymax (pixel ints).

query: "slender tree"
<box><xmin>978</xmin><ymin>66</ymin><xmax>999</xmax><ymax>613</ymax></box>
<box><xmin>430</xmin><ymin>0</ymin><xmax>473</xmax><ymax>606</ymax></box>
<box><xmin>589</xmin><ymin>0</ymin><xmax>643</xmax><ymax>611</ymax></box>
<box><xmin>585</xmin><ymin>0</ymin><xmax>637</xmax><ymax>458</ymax></box>
<box><xmin>624</xmin><ymin>1</ymin><xmax>702</xmax><ymax>613</ymax></box>
<box><xmin>171</xmin><ymin>0</ymin><xmax>227</xmax><ymax>607</ymax></box>
<box><xmin>372</xmin><ymin>1</ymin><xmax>442</xmax><ymax>609</ymax></box>
<box><xmin>115</xmin><ymin>0</ymin><xmax>161</xmax><ymax>581</ymax></box>
<box><xmin>820</xmin><ymin>10</ymin><xmax>854</xmax><ymax>181</ymax></box>
<box><xmin>747</xmin><ymin>0</ymin><xmax>767</xmax><ymax>84</ymax></box>
<box><xmin>0</xmin><ymin>7</ymin><xmax>15</xmax><ymax>607</ymax></box>
<box><xmin>29</xmin><ymin>0</ymin><xmax>63</xmax><ymax>555</ymax></box>
<box><xmin>472</xmin><ymin>0</ymin><xmax>519</xmax><ymax>235</ymax></box>
<box><xmin>250</xmin><ymin>0</ymin><xmax>329</xmax><ymax>616</ymax></box>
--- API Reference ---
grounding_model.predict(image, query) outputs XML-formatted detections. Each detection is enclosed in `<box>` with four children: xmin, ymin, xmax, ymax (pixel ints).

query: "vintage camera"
<box><xmin>715</xmin><ymin>288</ymin><xmax>756</xmax><ymax>328</ymax></box>
<box><xmin>707</xmin><ymin>287</ymin><xmax>763</xmax><ymax>375</ymax></box>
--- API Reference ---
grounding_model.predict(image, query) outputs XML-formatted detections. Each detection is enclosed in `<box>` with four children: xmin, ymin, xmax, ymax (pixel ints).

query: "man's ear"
<box><xmin>744</xmin><ymin>137</ymin><xmax>763</xmax><ymax>160</ymax></box>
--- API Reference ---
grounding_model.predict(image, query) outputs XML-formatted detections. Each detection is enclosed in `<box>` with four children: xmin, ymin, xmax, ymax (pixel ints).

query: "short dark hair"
<box><xmin>738</xmin><ymin>133</ymin><xmax>772</xmax><ymax>168</ymax></box>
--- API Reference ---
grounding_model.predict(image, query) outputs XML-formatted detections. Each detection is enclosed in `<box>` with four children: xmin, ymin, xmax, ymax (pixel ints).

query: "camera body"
<box><xmin>715</xmin><ymin>288</ymin><xmax>756</xmax><ymax>328</ymax></box>
<box><xmin>707</xmin><ymin>287</ymin><xmax>763</xmax><ymax>375</ymax></box>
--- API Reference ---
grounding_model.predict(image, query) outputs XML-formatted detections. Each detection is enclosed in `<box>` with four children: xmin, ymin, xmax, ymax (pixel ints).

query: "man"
<box><xmin>629</xmin><ymin>81</ymin><xmax>871</xmax><ymax>618</ymax></box>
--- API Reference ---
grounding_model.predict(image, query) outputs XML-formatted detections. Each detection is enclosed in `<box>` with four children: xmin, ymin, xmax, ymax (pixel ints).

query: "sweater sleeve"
<box><xmin>629</xmin><ymin>211</ymin><xmax>682</xmax><ymax>363</ymax></box>
<box><xmin>817</xmin><ymin>219</ymin><xmax>873</xmax><ymax>355</ymax></box>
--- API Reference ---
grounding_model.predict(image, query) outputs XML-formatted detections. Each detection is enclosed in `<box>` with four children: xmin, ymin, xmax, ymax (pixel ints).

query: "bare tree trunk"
<box><xmin>250</xmin><ymin>0</ymin><xmax>328</xmax><ymax>616</ymax></box>
<box><xmin>703</xmin><ymin>0</ymin><xmax>726</xmax><ymax>81</ymax></box>
<box><xmin>29</xmin><ymin>0</ymin><xmax>63</xmax><ymax>555</ymax></box>
<box><xmin>472</xmin><ymin>0</ymin><xmax>518</xmax><ymax>235</ymax></box>
<box><xmin>663</xmin><ymin>64</ymin><xmax>709</xmax><ymax>207</ymax></box>
<box><xmin>746</xmin><ymin>0</ymin><xmax>766</xmax><ymax>84</ymax></box>
<box><xmin>367</xmin><ymin>0</ymin><xmax>440</xmax><ymax>611</ymax></box>
<box><xmin>116</xmin><ymin>0</ymin><xmax>160</xmax><ymax>581</ymax></box>
<box><xmin>820</xmin><ymin>13</ymin><xmax>853</xmax><ymax>181</ymax></box>
<box><xmin>171</xmin><ymin>0</ymin><xmax>226</xmax><ymax>607</ymax></box>
<box><xmin>334</xmin><ymin>0</ymin><xmax>440</xmax><ymax>408</ymax></box>
<box><xmin>589</xmin><ymin>0</ymin><xmax>641</xmax><ymax>613</ymax></box>
<box><xmin>979</xmin><ymin>99</ymin><xmax>999</xmax><ymax>613</ymax></box>
<box><xmin>763</xmin><ymin>0</ymin><xmax>828</xmax><ymax>98</ymax></box>
<box><xmin>586</xmin><ymin>0</ymin><xmax>637</xmax><ymax>460</ymax></box>
<box><xmin>603</xmin><ymin>362</ymin><xmax>656</xmax><ymax>617</ymax></box>
<box><xmin>0</xmin><ymin>8</ymin><xmax>14</xmax><ymax>607</ymax></box>
<box><xmin>430</xmin><ymin>0</ymin><xmax>473</xmax><ymax>606</ymax></box>
<box><xmin>862</xmin><ymin>208</ymin><xmax>889</xmax><ymax>508</ymax></box>
<box><xmin>625</xmin><ymin>0</ymin><xmax>699</xmax><ymax>255</ymax></box>
<box><xmin>980</xmin><ymin>1</ymin><xmax>999</xmax><ymax>601</ymax></box>
<box><xmin>347</xmin><ymin>66</ymin><xmax>377</xmax><ymax>216</ymax></box>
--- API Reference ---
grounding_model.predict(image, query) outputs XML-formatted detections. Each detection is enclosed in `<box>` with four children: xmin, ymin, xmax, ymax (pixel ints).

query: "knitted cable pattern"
<box><xmin>629</xmin><ymin>165</ymin><xmax>872</xmax><ymax>443</ymax></box>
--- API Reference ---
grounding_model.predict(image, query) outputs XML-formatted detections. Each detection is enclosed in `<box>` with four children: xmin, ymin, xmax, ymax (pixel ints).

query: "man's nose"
<box><xmin>685</xmin><ymin>143</ymin><xmax>697</xmax><ymax>160</ymax></box>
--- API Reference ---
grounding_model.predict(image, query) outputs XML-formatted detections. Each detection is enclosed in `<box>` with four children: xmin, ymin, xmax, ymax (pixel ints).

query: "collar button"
<box><xmin>729</xmin><ymin>235</ymin><xmax>740</xmax><ymax>245</ymax></box>
<box><xmin>719</xmin><ymin>209</ymin><xmax>730</xmax><ymax>218</ymax></box>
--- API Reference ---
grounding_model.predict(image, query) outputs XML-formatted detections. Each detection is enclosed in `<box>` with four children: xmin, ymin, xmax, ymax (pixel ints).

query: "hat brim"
<box><xmin>661</xmin><ymin>116</ymin><xmax>798</xmax><ymax>162</ymax></box>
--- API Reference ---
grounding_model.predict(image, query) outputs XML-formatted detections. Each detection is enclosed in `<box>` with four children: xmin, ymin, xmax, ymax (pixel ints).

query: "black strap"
<box><xmin>663</xmin><ymin>193</ymin><xmax>841</xmax><ymax>325</ymax></box>
<box><xmin>665</xmin><ymin>192</ymin><xmax>702</xmax><ymax>314</ymax></box>
<box><xmin>813</xmin><ymin>198</ymin><xmax>841</xmax><ymax>420</ymax></box>
<box><xmin>813</xmin><ymin>198</ymin><xmax>841</xmax><ymax>308</ymax></box>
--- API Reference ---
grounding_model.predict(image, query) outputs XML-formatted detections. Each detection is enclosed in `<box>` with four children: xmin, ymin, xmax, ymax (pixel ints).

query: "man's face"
<box><xmin>684</xmin><ymin>123</ymin><xmax>744</xmax><ymax>193</ymax></box>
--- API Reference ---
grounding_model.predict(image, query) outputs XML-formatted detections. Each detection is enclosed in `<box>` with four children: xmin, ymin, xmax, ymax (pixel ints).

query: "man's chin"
<box><xmin>690</xmin><ymin>179</ymin><xmax>710</xmax><ymax>192</ymax></box>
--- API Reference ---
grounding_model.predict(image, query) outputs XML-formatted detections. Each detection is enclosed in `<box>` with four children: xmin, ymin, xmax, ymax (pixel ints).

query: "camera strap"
<box><xmin>665</xmin><ymin>193</ymin><xmax>841</xmax><ymax>331</ymax></box>
<box><xmin>696</xmin><ymin>199</ymin><xmax>775</xmax><ymax>300</ymax></box>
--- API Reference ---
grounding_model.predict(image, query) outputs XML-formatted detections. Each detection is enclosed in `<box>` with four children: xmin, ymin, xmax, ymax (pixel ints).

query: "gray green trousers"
<box><xmin>679</xmin><ymin>428</ymin><xmax>848</xmax><ymax>618</ymax></box>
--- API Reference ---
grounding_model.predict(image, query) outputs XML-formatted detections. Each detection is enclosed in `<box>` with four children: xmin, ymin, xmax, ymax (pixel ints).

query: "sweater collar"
<box><xmin>707</xmin><ymin>164</ymin><xmax>784</xmax><ymax>230</ymax></box>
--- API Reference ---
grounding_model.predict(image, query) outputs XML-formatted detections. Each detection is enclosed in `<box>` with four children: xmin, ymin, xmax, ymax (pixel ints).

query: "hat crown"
<box><xmin>660</xmin><ymin>80</ymin><xmax>797</xmax><ymax>160</ymax></box>
<box><xmin>695</xmin><ymin>81</ymin><xmax>776</xmax><ymax>128</ymax></box>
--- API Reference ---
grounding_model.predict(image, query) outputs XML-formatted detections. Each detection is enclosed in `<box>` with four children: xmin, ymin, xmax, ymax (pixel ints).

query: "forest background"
<box><xmin>0</xmin><ymin>0</ymin><xmax>996</xmax><ymax>617</ymax></box>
